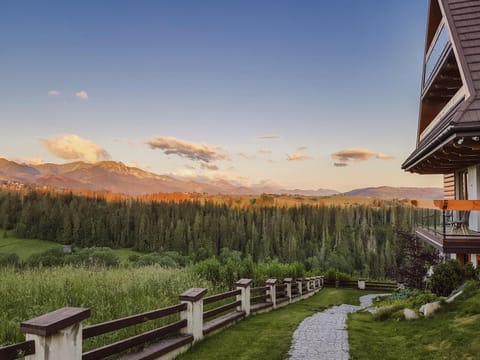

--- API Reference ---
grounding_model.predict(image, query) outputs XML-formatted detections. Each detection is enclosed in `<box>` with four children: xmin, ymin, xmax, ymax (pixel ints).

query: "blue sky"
<box><xmin>0</xmin><ymin>0</ymin><xmax>442</xmax><ymax>191</ymax></box>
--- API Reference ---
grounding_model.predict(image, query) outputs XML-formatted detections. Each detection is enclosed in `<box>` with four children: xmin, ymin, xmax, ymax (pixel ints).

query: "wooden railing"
<box><xmin>0</xmin><ymin>340</ymin><xmax>35</xmax><ymax>359</ymax></box>
<box><xmin>4</xmin><ymin>274</ymin><xmax>387</xmax><ymax>360</ymax></box>
<box><xmin>82</xmin><ymin>303</ymin><xmax>188</xmax><ymax>360</ymax></box>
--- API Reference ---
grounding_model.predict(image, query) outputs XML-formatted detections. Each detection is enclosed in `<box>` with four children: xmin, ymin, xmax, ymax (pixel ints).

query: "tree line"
<box><xmin>0</xmin><ymin>190</ymin><xmax>417</xmax><ymax>278</ymax></box>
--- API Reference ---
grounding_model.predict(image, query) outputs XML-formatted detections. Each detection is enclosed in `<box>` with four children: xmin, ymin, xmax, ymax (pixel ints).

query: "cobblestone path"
<box><xmin>288</xmin><ymin>294</ymin><xmax>389</xmax><ymax>360</ymax></box>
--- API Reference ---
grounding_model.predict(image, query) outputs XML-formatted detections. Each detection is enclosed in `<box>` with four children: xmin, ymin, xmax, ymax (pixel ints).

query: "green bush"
<box><xmin>26</xmin><ymin>248</ymin><xmax>65</xmax><ymax>267</ymax></box>
<box><xmin>372</xmin><ymin>303</ymin><xmax>406</xmax><ymax>321</ymax></box>
<box><xmin>430</xmin><ymin>260</ymin><xmax>465</xmax><ymax>297</ymax></box>
<box><xmin>0</xmin><ymin>253</ymin><xmax>20</xmax><ymax>268</ymax></box>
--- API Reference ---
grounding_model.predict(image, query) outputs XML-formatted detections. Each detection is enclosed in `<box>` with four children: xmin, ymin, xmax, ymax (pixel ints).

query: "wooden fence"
<box><xmin>0</xmin><ymin>276</ymin><xmax>395</xmax><ymax>360</ymax></box>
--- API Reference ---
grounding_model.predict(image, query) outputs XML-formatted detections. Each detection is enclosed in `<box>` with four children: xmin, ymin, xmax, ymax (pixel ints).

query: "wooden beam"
<box><xmin>411</xmin><ymin>199</ymin><xmax>480</xmax><ymax>210</ymax></box>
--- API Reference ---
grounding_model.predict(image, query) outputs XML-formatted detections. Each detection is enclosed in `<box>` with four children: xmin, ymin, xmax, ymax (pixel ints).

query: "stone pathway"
<box><xmin>288</xmin><ymin>294</ymin><xmax>390</xmax><ymax>360</ymax></box>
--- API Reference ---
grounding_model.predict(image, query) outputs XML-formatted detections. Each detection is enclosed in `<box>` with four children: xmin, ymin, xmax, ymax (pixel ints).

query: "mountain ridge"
<box><xmin>0</xmin><ymin>158</ymin><xmax>442</xmax><ymax>199</ymax></box>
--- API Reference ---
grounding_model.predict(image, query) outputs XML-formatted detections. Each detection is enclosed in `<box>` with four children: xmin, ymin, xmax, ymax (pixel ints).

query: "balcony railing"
<box><xmin>412</xmin><ymin>200</ymin><xmax>480</xmax><ymax>253</ymax></box>
<box><xmin>424</xmin><ymin>24</ymin><xmax>450</xmax><ymax>88</ymax></box>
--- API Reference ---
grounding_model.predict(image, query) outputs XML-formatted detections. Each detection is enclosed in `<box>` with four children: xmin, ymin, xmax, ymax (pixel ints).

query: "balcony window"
<box><xmin>424</xmin><ymin>24</ymin><xmax>450</xmax><ymax>87</ymax></box>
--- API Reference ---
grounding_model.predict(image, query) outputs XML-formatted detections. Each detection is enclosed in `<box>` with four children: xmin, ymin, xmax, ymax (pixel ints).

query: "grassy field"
<box><xmin>178</xmin><ymin>288</ymin><xmax>373</xmax><ymax>360</ymax></box>
<box><xmin>0</xmin><ymin>265</ymin><xmax>216</xmax><ymax>350</ymax></box>
<box><xmin>0</xmin><ymin>231</ymin><xmax>141</xmax><ymax>263</ymax></box>
<box><xmin>349</xmin><ymin>282</ymin><xmax>480</xmax><ymax>360</ymax></box>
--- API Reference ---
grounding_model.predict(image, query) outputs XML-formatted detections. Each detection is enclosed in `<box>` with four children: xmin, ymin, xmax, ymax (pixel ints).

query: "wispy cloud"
<box><xmin>331</xmin><ymin>148</ymin><xmax>395</xmax><ymax>165</ymax></box>
<box><xmin>41</xmin><ymin>134</ymin><xmax>111</xmax><ymax>162</ymax></box>
<box><xmin>75</xmin><ymin>90</ymin><xmax>88</xmax><ymax>100</ymax></box>
<box><xmin>237</xmin><ymin>152</ymin><xmax>255</xmax><ymax>160</ymax></box>
<box><xmin>334</xmin><ymin>162</ymin><xmax>348</xmax><ymax>167</ymax></box>
<box><xmin>200</xmin><ymin>163</ymin><xmax>219</xmax><ymax>171</ymax></box>
<box><xmin>258</xmin><ymin>149</ymin><xmax>272</xmax><ymax>155</ymax></box>
<box><xmin>287</xmin><ymin>153</ymin><xmax>309</xmax><ymax>161</ymax></box>
<box><xmin>48</xmin><ymin>90</ymin><xmax>60</xmax><ymax>96</ymax></box>
<box><xmin>257</xmin><ymin>135</ymin><xmax>282</xmax><ymax>140</ymax></box>
<box><xmin>146</xmin><ymin>136</ymin><xmax>229</xmax><ymax>163</ymax></box>
<box><xmin>296</xmin><ymin>146</ymin><xmax>307</xmax><ymax>151</ymax></box>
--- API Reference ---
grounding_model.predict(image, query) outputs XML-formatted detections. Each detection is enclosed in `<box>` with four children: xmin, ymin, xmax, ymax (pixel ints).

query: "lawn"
<box><xmin>348</xmin><ymin>282</ymin><xmax>480</xmax><ymax>360</ymax></box>
<box><xmin>0</xmin><ymin>231</ymin><xmax>141</xmax><ymax>264</ymax></box>
<box><xmin>0</xmin><ymin>232</ymin><xmax>61</xmax><ymax>260</ymax></box>
<box><xmin>178</xmin><ymin>288</ymin><xmax>374</xmax><ymax>360</ymax></box>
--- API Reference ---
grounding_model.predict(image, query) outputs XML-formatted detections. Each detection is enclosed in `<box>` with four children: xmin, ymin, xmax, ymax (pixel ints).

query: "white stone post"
<box><xmin>284</xmin><ymin>278</ymin><xmax>293</xmax><ymax>302</ymax></box>
<box><xmin>266</xmin><ymin>279</ymin><xmax>277</xmax><ymax>309</ymax></box>
<box><xmin>179</xmin><ymin>287</ymin><xmax>207</xmax><ymax>343</ymax></box>
<box><xmin>358</xmin><ymin>279</ymin><xmax>366</xmax><ymax>290</ymax></box>
<box><xmin>236</xmin><ymin>278</ymin><xmax>252</xmax><ymax>316</ymax></box>
<box><xmin>20</xmin><ymin>307</ymin><xmax>90</xmax><ymax>360</ymax></box>
<box><xmin>320</xmin><ymin>275</ymin><xmax>325</xmax><ymax>288</ymax></box>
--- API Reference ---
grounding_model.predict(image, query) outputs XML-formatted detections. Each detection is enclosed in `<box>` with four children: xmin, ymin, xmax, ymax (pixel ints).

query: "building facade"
<box><xmin>402</xmin><ymin>0</ymin><xmax>480</xmax><ymax>268</ymax></box>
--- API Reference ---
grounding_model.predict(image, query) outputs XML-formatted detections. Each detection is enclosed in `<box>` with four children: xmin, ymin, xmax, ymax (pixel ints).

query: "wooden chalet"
<box><xmin>402</xmin><ymin>0</ymin><xmax>480</xmax><ymax>267</ymax></box>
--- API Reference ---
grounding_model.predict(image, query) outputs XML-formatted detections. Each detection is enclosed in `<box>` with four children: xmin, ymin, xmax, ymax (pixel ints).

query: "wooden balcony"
<box><xmin>412</xmin><ymin>200</ymin><xmax>480</xmax><ymax>253</ymax></box>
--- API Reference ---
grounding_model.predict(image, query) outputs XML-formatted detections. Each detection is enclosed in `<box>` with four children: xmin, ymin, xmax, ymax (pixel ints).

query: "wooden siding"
<box><xmin>444</xmin><ymin>173</ymin><xmax>456</xmax><ymax>199</ymax></box>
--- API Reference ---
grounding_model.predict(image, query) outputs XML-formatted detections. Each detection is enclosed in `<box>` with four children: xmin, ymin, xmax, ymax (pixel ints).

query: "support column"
<box><xmin>235</xmin><ymin>278</ymin><xmax>252</xmax><ymax>316</ymax></box>
<box><xmin>179</xmin><ymin>288</ymin><xmax>207</xmax><ymax>343</ymax></box>
<box><xmin>21</xmin><ymin>307</ymin><xmax>90</xmax><ymax>360</ymax></box>
<box><xmin>284</xmin><ymin>278</ymin><xmax>292</xmax><ymax>302</ymax></box>
<box><xmin>296</xmin><ymin>278</ymin><xmax>303</xmax><ymax>297</ymax></box>
<box><xmin>266</xmin><ymin>279</ymin><xmax>277</xmax><ymax>309</ymax></box>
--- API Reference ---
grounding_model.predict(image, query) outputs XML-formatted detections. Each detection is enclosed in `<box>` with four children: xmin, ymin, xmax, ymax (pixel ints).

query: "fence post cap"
<box><xmin>283</xmin><ymin>277</ymin><xmax>293</xmax><ymax>283</ymax></box>
<box><xmin>235</xmin><ymin>278</ymin><xmax>252</xmax><ymax>287</ymax></box>
<box><xmin>179</xmin><ymin>288</ymin><xmax>208</xmax><ymax>302</ymax></box>
<box><xmin>20</xmin><ymin>307</ymin><xmax>90</xmax><ymax>337</ymax></box>
<box><xmin>266</xmin><ymin>278</ymin><xmax>277</xmax><ymax>285</ymax></box>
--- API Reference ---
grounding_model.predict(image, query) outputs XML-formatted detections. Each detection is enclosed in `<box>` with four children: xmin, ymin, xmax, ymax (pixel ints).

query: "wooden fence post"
<box><xmin>284</xmin><ymin>278</ymin><xmax>292</xmax><ymax>302</ymax></box>
<box><xmin>358</xmin><ymin>279</ymin><xmax>366</xmax><ymax>290</ymax></box>
<box><xmin>179</xmin><ymin>288</ymin><xmax>207</xmax><ymax>343</ymax></box>
<box><xmin>236</xmin><ymin>278</ymin><xmax>252</xmax><ymax>316</ymax></box>
<box><xmin>20</xmin><ymin>307</ymin><xmax>90</xmax><ymax>360</ymax></box>
<box><xmin>266</xmin><ymin>279</ymin><xmax>277</xmax><ymax>309</ymax></box>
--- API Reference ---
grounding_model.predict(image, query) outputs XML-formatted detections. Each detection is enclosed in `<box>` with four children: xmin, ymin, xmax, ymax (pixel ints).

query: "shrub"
<box><xmin>26</xmin><ymin>248</ymin><xmax>65</xmax><ymax>267</ymax></box>
<box><xmin>0</xmin><ymin>253</ymin><xmax>20</xmax><ymax>268</ymax></box>
<box><xmin>430</xmin><ymin>260</ymin><xmax>465</xmax><ymax>296</ymax></box>
<box><xmin>372</xmin><ymin>303</ymin><xmax>406</xmax><ymax>321</ymax></box>
<box><xmin>64</xmin><ymin>247</ymin><xmax>119</xmax><ymax>267</ymax></box>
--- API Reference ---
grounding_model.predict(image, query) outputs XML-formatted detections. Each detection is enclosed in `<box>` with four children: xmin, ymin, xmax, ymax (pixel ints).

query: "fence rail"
<box><xmin>0</xmin><ymin>340</ymin><xmax>35</xmax><ymax>359</ymax></box>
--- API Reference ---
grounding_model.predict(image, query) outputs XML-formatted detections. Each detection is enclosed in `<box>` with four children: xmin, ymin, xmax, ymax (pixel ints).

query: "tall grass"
<box><xmin>0</xmin><ymin>266</ymin><xmax>215</xmax><ymax>350</ymax></box>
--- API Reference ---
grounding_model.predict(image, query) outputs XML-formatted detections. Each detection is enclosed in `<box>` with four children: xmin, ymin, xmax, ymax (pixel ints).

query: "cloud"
<box><xmin>376</xmin><ymin>153</ymin><xmax>395</xmax><ymax>160</ymax></box>
<box><xmin>257</xmin><ymin>135</ymin><xmax>282</xmax><ymax>140</ymax></box>
<box><xmin>75</xmin><ymin>90</ymin><xmax>88</xmax><ymax>100</ymax></box>
<box><xmin>334</xmin><ymin>162</ymin><xmax>348</xmax><ymax>167</ymax></box>
<box><xmin>48</xmin><ymin>90</ymin><xmax>60</xmax><ymax>96</ymax></box>
<box><xmin>146</xmin><ymin>136</ymin><xmax>229</xmax><ymax>163</ymax></box>
<box><xmin>287</xmin><ymin>153</ymin><xmax>308</xmax><ymax>161</ymax></box>
<box><xmin>331</xmin><ymin>148</ymin><xmax>395</xmax><ymax>164</ymax></box>
<box><xmin>258</xmin><ymin>149</ymin><xmax>272</xmax><ymax>155</ymax></box>
<box><xmin>41</xmin><ymin>134</ymin><xmax>111</xmax><ymax>162</ymax></box>
<box><xmin>237</xmin><ymin>152</ymin><xmax>255</xmax><ymax>160</ymax></box>
<box><xmin>296</xmin><ymin>146</ymin><xmax>307</xmax><ymax>151</ymax></box>
<box><xmin>200</xmin><ymin>163</ymin><xmax>219</xmax><ymax>171</ymax></box>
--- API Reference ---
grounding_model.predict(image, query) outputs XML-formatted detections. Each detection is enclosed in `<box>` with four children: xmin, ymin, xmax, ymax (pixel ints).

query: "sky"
<box><xmin>0</xmin><ymin>0</ymin><xmax>443</xmax><ymax>192</ymax></box>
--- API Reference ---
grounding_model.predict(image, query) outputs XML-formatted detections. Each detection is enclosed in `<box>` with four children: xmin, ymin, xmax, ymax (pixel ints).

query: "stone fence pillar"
<box><xmin>266</xmin><ymin>278</ymin><xmax>277</xmax><ymax>309</ymax></box>
<box><xmin>21</xmin><ymin>307</ymin><xmax>90</xmax><ymax>360</ymax></box>
<box><xmin>236</xmin><ymin>278</ymin><xmax>252</xmax><ymax>316</ymax></box>
<box><xmin>358</xmin><ymin>279</ymin><xmax>366</xmax><ymax>290</ymax></box>
<box><xmin>180</xmin><ymin>288</ymin><xmax>207</xmax><ymax>343</ymax></box>
<box><xmin>284</xmin><ymin>278</ymin><xmax>292</xmax><ymax>302</ymax></box>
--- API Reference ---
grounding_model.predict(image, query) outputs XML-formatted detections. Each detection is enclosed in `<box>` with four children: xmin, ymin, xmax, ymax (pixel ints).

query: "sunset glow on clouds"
<box><xmin>331</xmin><ymin>149</ymin><xmax>395</xmax><ymax>166</ymax></box>
<box><xmin>41</xmin><ymin>134</ymin><xmax>111</xmax><ymax>162</ymax></box>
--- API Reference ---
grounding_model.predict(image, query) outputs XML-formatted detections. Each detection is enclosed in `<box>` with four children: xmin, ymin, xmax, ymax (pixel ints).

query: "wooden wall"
<box><xmin>444</xmin><ymin>173</ymin><xmax>455</xmax><ymax>200</ymax></box>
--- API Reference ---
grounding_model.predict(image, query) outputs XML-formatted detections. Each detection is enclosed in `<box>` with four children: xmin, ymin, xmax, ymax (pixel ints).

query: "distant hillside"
<box><xmin>0</xmin><ymin>158</ymin><xmax>441</xmax><ymax>198</ymax></box>
<box><xmin>343</xmin><ymin>186</ymin><xmax>443</xmax><ymax>199</ymax></box>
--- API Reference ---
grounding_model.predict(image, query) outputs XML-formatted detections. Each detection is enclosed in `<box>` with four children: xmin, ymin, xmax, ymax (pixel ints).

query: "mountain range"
<box><xmin>0</xmin><ymin>158</ymin><xmax>443</xmax><ymax>199</ymax></box>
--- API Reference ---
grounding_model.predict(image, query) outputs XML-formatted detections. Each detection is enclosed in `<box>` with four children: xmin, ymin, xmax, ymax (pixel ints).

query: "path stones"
<box><xmin>288</xmin><ymin>294</ymin><xmax>390</xmax><ymax>360</ymax></box>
